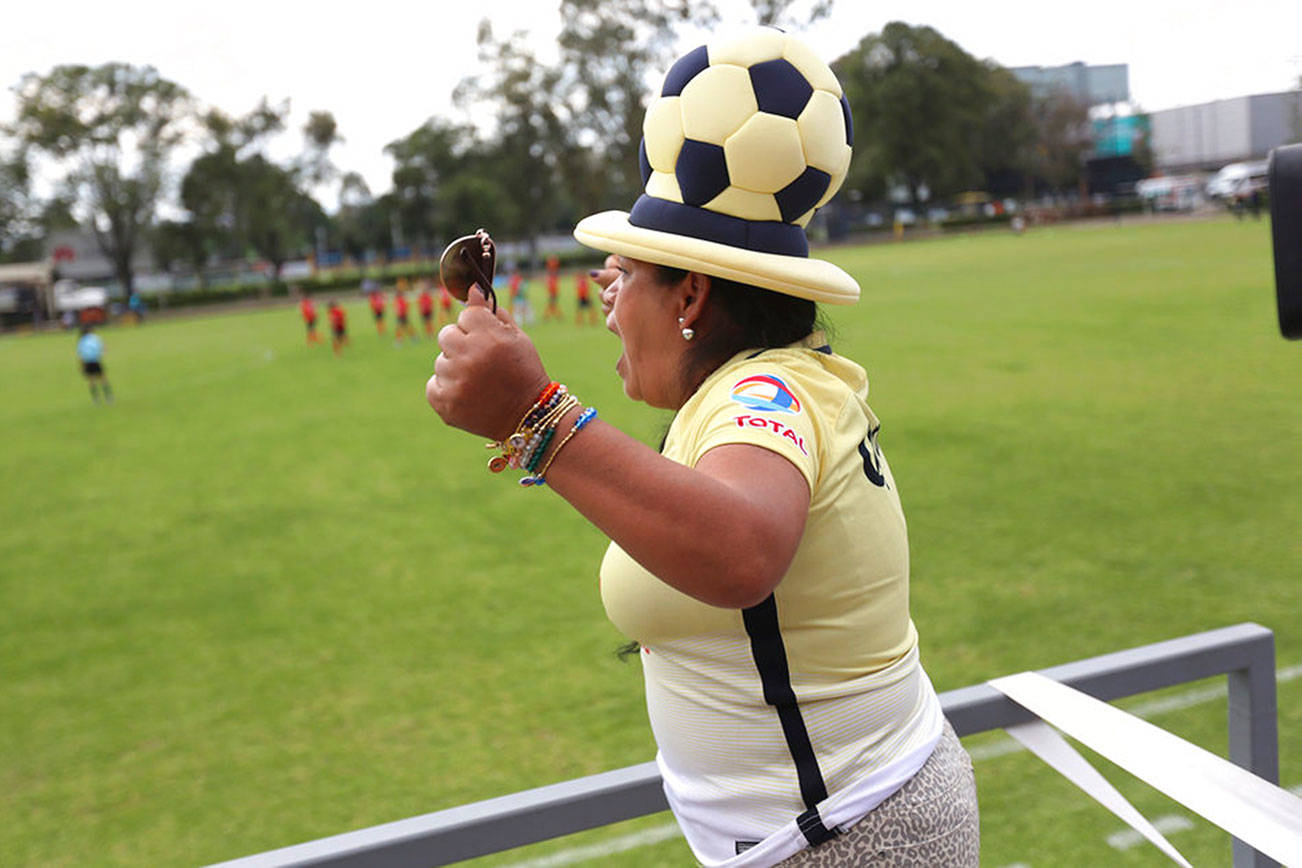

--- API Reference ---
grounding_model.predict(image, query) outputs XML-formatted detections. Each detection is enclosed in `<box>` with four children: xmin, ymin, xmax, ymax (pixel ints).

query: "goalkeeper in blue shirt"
<box><xmin>76</xmin><ymin>325</ymin><xmax>113</xmax><ymax>404</ymax></box>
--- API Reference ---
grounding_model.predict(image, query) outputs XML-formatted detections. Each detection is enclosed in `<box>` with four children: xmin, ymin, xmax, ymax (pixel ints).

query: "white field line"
<box><xmin>503</xmin><ymin>664</ymin><xmax>1302</xmax><ymax>867</ymax></box>
<box><xmin>1106</xmin><ymin>814</ymin><xmax>1195</xmax><ymax>850</ymax></box>
<box><xmin>992</xmin><ymin>791</ymin><xmax>1302</xmax><ymax>867</ymax></box>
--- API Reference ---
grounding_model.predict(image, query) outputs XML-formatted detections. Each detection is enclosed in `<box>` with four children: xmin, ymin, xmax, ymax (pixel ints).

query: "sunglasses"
<box><xmin>439</xmin><ymin>229</ymin><xmax>498</xmax><ymax>312</ymax></box>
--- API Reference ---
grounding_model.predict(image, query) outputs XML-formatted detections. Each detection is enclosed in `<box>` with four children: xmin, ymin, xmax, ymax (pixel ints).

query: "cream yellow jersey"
<box><xmin>600</xmin><ymin>335</ymin><xmax>943</xmax><ymax>866</ymax></box>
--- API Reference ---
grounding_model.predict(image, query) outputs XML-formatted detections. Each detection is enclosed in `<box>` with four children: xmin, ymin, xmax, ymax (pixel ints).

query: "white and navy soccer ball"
<box><xmin>638</xmin><ymin>29</ymin><xmax>854</xmax><ymax>228</ymax></box>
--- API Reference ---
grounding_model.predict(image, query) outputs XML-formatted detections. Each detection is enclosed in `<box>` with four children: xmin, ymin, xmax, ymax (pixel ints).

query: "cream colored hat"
<box><xmin>573</xmin><ymin>28</ymin><xmax>858</xmax><ymax>304</ymax></box>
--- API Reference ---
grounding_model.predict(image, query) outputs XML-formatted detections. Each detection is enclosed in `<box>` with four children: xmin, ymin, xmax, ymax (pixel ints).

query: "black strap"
<box><xmin>797</xmin><ymin>806</ymin><xmax>839</xmax><ymax>846</ymax></box>
<box><xmin>742</xmin><ymin>594</ymin><xmax>840</xmax><ymax>846</ymax></box>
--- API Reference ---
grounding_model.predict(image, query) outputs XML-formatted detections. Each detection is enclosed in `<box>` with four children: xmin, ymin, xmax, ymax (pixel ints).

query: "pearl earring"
<box><xmin>678</xmin><ymin>317</ymin><xmax>694</xmax><ymax>341</ymax></box>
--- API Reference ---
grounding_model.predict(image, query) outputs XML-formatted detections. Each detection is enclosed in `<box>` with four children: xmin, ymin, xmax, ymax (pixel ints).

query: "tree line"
<box><xmin>0</xmin><ymin>3</ymin><xmax>1098</xmax><ymax>296</ymax></box>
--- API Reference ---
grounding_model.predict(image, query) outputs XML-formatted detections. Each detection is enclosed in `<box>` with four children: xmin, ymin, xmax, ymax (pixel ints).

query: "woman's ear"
<box><xmin>678</xmin><ymin>272</ymin><xmax>712</xmax><ymax>329</ymax></box>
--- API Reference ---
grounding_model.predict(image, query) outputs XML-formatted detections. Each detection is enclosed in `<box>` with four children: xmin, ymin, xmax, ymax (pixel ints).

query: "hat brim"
<box><xmin>573</xmin><ymin>210</ymin><xmax>859</xmax><ymax>305</ymax></box>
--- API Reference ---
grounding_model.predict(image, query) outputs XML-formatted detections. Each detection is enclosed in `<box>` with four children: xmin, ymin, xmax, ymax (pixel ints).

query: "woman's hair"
<box><xmin>653</xmin><ymin>264</ymin><xmax>819</xmax><ymax>395</ymax></box>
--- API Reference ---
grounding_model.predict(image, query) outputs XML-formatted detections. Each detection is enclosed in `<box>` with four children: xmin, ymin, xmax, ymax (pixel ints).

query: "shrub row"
<box><xmin>145</xmin><ymin>247</ymin><xmax>609</xmax><ymax>311</ymax></box>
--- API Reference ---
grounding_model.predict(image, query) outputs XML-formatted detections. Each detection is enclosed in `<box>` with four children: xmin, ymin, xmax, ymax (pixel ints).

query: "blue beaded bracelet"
<box><xmin>521</xmin><ymin>407</ymin><xmax>598</xmax><ymax>487</ymax></box>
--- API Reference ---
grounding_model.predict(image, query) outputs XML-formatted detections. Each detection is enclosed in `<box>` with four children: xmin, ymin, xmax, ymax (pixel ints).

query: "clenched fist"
<box><xmin>426</xmin><ymin>285</ymin><xmax>550</xmax><ymax>441</ymax></box>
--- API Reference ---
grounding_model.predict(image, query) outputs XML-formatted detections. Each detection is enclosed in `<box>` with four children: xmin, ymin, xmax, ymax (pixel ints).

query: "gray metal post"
<box><xmin>1228</xmin><ymin>629</ymin><xmax>1280</xmax><ymax>868</ymax></box>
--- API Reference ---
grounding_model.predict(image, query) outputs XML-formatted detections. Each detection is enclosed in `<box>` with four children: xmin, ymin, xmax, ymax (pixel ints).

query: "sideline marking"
<box><xmin>1106</xmin><ymin>814</ymin><xmax>1194</xmax><ymax>850</ymax></box>
<box><xmin>504</xmin><ymin>664</ymin><xmax>1302</xmax><ymax>866</ymax></box>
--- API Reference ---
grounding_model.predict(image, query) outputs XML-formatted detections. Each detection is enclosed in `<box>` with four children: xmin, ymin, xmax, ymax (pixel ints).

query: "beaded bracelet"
<box><xmin>516</xmin><ymin>395</ymin><xmax>578</xmax><ymax>471</ymax></box>
<box><xmin>521</xmin><ymin>406</ymin><xmax>598</xmax><ymax>487</ymax></box>
<box><xmin>486</xmin><ymin>382</ymin><xmax>577</xmax><ymax>474</ymax></box>
<box><xmin>487</xmin><ymin>382</ymin><xmax>563</xmax><ymax>472</ymax></box>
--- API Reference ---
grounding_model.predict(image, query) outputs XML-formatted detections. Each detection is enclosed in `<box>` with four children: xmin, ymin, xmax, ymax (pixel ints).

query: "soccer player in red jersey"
<box><xmin>417</xmin><ymin>281</ymin><xmax>435</xmax><ymax>337</ymax></box>
<box><xmin>544</xmin><ymin>269</ymin><xmax>561</xmax><ymax>320</ymax></box>
<box><xmin>393</xmin><ymin>289</ymin><xmax>414</xmax><ymax>344</ymax></box>
<box><xmin>369</xmin><ymin>289</ymin><xmax>387</xmax><ymax>335</ymax></box>
<box><xmin>327</xmin><ymin>299</ymin><xmax>348</xmax><ymax>356</ymax></box>
<box><xmin>298</xmin><ymin>290</ymin><xmax>320</xmax><ymax>345</ymax></box>
<box><xmin>574</xmin><ymin>271</ymin><xmax>598</xmax><ymax>325</ymax></box>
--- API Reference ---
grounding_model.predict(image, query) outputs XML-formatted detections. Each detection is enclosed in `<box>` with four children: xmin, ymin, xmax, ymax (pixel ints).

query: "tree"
<box><xmin>835</xmin><ymin>23</ymin><xmax>1002</xmax><ymax>209</ymax></box>
<box><xmin>235</xmin><ymin>154</ymin><xmax>325</xmax><ymax>284</ymax></box>
<box><xmin>1129</xmin><ymin>113</ymin><xmax>1155</xmax><ymax>178</ymax></box>
<box><xmin>384</xmin><ymin>116</ymin><xmax>478</xmax><ymax>249</ymax></box>
<box><xmin>11</xmin><ymin>63</ymin><xmax>190</xmax><ymax>297</ymax></box>
<box><xmin>976</xmin><ymin>65</ymin><xmax>1036</xmax><ymax>196</ymax></box>
<box><xmin>177</xmin><ymin>99</ymin><xmax>329</xmax><ymax>286</ymax></box>
<box><xmin>1030</xmin><ymin>90</ymin><xmax>1093</xmax><ymax>194</ymax></box>
<box><xmin>555</xmin><ymin>0</ymin><xmax>715</xmax><ymax>215</ymax></box>
<box><xmin>0</xmin><ymin>145</ymin><xmax>40</xmax><ymax>262</ymax></box>
<box><xmin>333</xmin><ymin>171</ymin><xmax>391</xmax><ymax>263</ymax></box>
<box><xmin>151</xmin><ymin>218</ymin><xmax>207</xmax><ymax>277</ymax></box>
<box><xmin>749</xmin><ymin>0</ymin><xmax>833</xmax><ymax>27</ymax></box>
<box><xmin>454</xmin><ymin>21</ymin><xmax>574</xmax><ymax>249</ymax></box>
<box><xmin>300</xmin><ymin>110</ymin><xmax>342</xmax><ymax>186</ymax></box>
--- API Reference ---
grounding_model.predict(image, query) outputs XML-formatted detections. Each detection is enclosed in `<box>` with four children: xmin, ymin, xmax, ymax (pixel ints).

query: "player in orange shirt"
<box><xmin>574</xmin><ymin>271</ymin><xmax>598</xmax><ymax>325</ymax></box>
<box><xmin>298</xmin><ymin>289</ymin><xmax>320</xmax><ymax>345</ymax></box>
<box><xmin>369</xmin><ymin>288</ymin><xmax>387</xmax><ymax>335</ymax></box>
<box><xmin>327</xmin><ymin>300</ymin><xmax>348</xmax><ymax>356</ymax></box>
<box><xmin>544</xmin><ymin>268</ymin><xmax>562</xmax><ymax>320</ymax></box>
<box><xmin>417</xmin><ymin>281</ymin><xmax>435</xmax><ymax>338</ymax></box>
<box><xmin>393</xmin><ymin>288</ymin><xmax>414</xmax><ymax>344</ymax></box>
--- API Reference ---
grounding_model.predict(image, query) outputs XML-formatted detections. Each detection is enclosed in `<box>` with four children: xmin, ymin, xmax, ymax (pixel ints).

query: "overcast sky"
<box><xmin>4</xmin><ymin>0</ymin><xmax>1300</xmax><ymax>206</ymax></box>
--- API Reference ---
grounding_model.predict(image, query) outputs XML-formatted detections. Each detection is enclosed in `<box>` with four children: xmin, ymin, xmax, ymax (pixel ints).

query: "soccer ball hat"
<box><xmin>573</xmin><ymin>28</ymin><xmax>859</xmax><ymax>304</ymax></box>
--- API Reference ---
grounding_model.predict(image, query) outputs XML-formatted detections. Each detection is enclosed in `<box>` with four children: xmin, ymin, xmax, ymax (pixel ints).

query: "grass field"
<box><xmin>2</xmin><ymin>216</ymin><xmax>1299</xmax><ymax>867</ymax></box>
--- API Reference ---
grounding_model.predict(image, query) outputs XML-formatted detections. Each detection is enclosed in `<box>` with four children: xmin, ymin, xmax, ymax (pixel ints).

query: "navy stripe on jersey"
<box><xmin>742</xmin><ymin>594</ymin><xmax>840</xmax><ymax>846</ymax></box>
<box><xmin>746</xmin><ymin>344</ymin><xmax>832</xmax><ymax>361</ymax></box>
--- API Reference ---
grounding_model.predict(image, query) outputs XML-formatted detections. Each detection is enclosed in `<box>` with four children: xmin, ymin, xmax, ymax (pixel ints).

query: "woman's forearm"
<box><xmin>540</xmin><ymin>412</ymin><xmax>808</xmax><ymax>608</ymax></box>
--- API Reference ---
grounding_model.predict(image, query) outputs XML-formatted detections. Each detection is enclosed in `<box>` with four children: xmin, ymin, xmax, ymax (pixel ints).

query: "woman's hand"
<box><xmin>426</xmin><ymin>285</ymin><xmax>550</xmax><ymax>441</ymax></box>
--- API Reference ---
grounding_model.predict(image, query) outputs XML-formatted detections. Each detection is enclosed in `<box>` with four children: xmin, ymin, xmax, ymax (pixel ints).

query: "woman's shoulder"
<box><xmin>671</xmin><ymin>342</ymin><xmax>867</xmax><ymax>452</ymax></box>
<box><xmin>719</xmin><ymin>341</ymin><xmax>868</xmax><ymax>410</ymax></box>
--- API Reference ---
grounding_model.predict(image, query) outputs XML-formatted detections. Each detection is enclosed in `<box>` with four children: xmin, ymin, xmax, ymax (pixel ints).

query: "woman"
<box><xmin>427</xmin><ymin>28</ymin><xmax>978</xmax><ymax>867</ymax></box>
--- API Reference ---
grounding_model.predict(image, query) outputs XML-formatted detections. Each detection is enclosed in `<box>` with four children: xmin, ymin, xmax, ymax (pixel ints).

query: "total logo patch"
<box><xmin>730</xmin><ymin>374</ymin><xmax>801</xmax><ymax>414</ymax></box>
<box><xmin>733</xmin><ymin>414</ymin><xmax>808</xmax><ymax>455</ymax></box>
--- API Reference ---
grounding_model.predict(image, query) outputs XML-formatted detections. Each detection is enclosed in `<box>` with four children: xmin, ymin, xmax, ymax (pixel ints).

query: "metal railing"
<box><xmin>210</xmin><ymin>622</ymin><xmax>1279</xmax><ymax>868</ymax></box>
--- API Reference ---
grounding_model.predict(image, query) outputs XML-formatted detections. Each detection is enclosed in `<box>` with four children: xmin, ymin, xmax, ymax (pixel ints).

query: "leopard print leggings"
<box><xmin>775</xmin><ymin>720</ymin><xmax>979</xmax><ymax>866</ymax></box>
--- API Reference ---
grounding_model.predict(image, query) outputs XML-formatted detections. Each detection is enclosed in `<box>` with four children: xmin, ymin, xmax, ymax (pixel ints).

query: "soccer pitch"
<box><xmin>1</xmin><ymin>217</ymin><xmax>1299</xmax><ymax>866</ymax></box>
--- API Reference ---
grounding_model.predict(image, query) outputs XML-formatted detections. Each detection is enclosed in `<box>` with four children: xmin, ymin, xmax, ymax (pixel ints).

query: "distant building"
<box><xmin>43</xmin><ymin>228</ymin><xmax>154</xmax><ymax>290</ymax></box>
<box><xmin>1149</xmin><ymin>91</ymin><xmax>1302</xmax><ymax>172</ymax></box>
<box><xmin>1010</xmin><ymin>62</ymin><xmax>1130</xmax><ymax>107</ymax></box>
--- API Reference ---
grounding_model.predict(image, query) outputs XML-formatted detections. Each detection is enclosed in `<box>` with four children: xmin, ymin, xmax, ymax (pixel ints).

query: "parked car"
<box><xmin>53</xmin><ymin>279</ymin><xmax>109</xmax><ymax>322</ymax></box>
<box><xmin>1206</xmin><ymin>161</ymin><xmax>1269</xmax><ymax>200</ymax></box>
